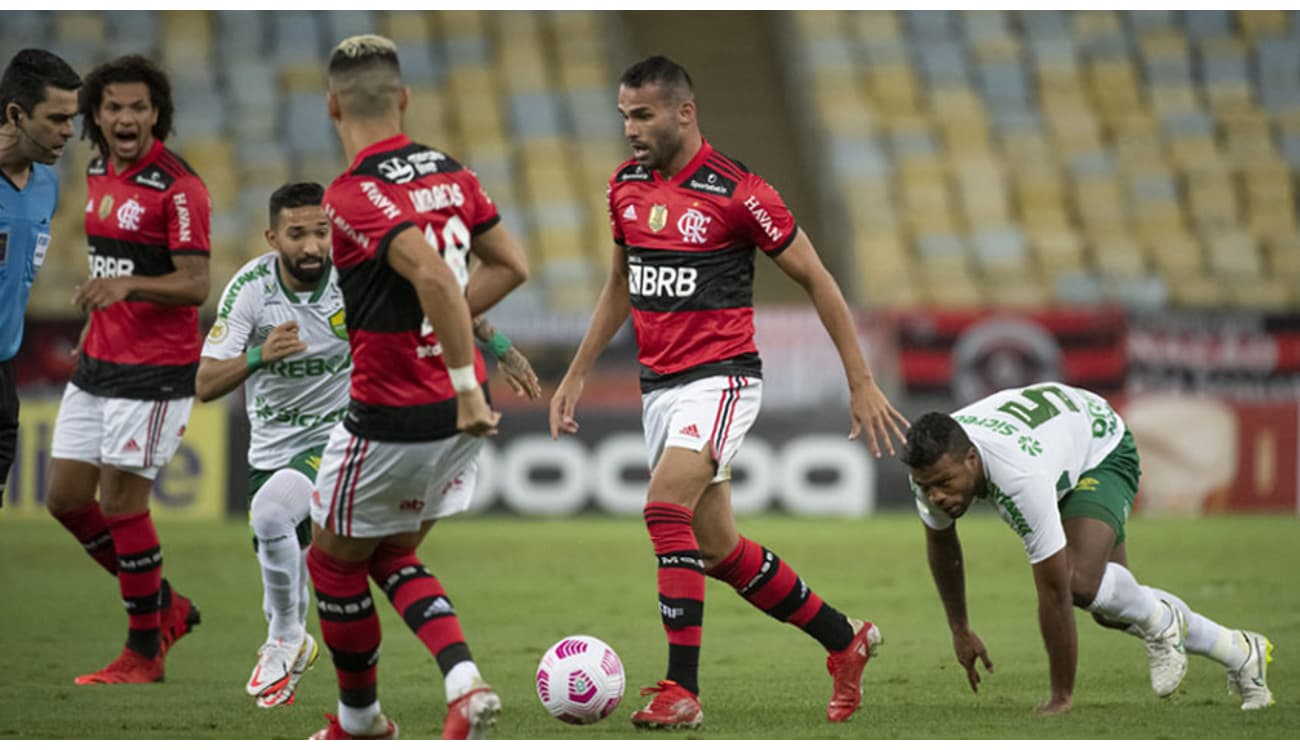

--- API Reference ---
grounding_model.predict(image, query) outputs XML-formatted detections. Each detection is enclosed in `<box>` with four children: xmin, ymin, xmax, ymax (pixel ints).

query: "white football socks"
<box><xmin>446</xmin><ymin>660</ymin><xmax>483</xmax><ymax>704</ymax></box>
<box><xmin>1087</xmin><ymin>562</ymin><xmax>1167</xmax><ymax>635</ymax></box>
<box><xmin>338</xmin><ymin>700</ymin><xmax>384</xmax><ymax>736</ymax></box>
<box><xmin>250</xmin><ymin>468</ymin><xmax>313</xmax><ymax>644</ymax></box>
<box><xmin>1142</xmin><ymin>586</ymin><xmax>1250</xmax><ymax>668</ymax></box>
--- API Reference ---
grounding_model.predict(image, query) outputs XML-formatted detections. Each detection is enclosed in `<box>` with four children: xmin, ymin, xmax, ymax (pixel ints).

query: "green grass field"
<box><xmin>0</xmin><ymin>513</ymin><xmax>1295</xmax><ymax>739</ymax></box>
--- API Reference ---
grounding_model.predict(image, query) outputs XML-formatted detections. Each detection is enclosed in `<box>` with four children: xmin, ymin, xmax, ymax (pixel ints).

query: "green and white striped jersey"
<box><xmin>202</xmin><ymin>252</ymin><xmax>351</xmax><ymax>470</ymax></box>
<box><xmin>914</xmin><ymin>382</ymin><xmax>1126</xmax><ymax>564</ymax></box>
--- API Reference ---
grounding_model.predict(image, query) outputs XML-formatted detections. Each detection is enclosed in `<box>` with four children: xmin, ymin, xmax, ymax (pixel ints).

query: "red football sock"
<box><xmin>370</xmin><ymin>542</ymin><xmax>472</xmax><ymax>675</ymax></box>
<box><xmin>644</xmin><ymin>501</ymin><xmax>704</xmax><ymax>695</ymax></box>
<box><xmin>54</xmin><ymin>502</ymin><xmax>118</xmax><ymax>575</ymax></box>
<box><xmin>308</xmin><ymin>545</ymin><xmax>380</xmax><ymax>708</ymax></box>
<box><xmin>107</xmin><ymin>510</ymin><xmax>162</xmax><ymax>657</ymax></box>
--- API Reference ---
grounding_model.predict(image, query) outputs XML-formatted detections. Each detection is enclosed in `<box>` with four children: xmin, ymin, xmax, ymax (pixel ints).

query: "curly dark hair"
<box><xmin>78</xmin><ymin>54</ymin><xmax>173</xmax><ymax>156</ymax></box>
<box><xmin>900</xmin><ymin>412</ymin><xmax>972</xmax><ymax>470</ymax></box>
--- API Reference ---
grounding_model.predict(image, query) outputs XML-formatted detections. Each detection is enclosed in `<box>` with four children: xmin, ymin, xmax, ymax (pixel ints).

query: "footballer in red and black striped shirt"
<box><xmin>48</xmin><ymin>55</ymin><xmax>207</xmax><ymax>688</ymax></box>
<box><xmin>549</xmin><ymin>55</ymin><xmax>910</xmax><ymax>729</ymax></box>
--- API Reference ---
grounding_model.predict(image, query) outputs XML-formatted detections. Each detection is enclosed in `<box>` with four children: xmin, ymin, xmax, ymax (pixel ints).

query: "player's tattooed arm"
<box><xmin>473</xmin><ymin>316</ymin><xmax>541</xmax><ymax>400</ymax></box>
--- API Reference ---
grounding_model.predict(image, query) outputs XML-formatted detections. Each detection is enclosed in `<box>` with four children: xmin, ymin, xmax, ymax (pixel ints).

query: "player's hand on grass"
<box><xmin>1034</xmin><ymin>696</ymin><xmax>1073</xmax><ymax>716</ymax></box>
<box><xmin>549</xmin><ymin>375</ymin><xmax>584</xmax><ymax>438</ymax></box>
<box><xmin>262</xmin><ymin>321</ymin><xmax>308</xmax><ymax>363</ymax></box>
<box><xmin>848</xmin><ymin>376</ymin><xmax>910</xmax><ymax>459</ymax></box>
<box><xmin>952</xmin><ymin>627</ymin><xmax>994</xmax><ymax>693</ymax></box>
<box><xmin>457</xmin><ymin>387</ymin><xmax>501</xmax><ymax>437</ymax></box>
<box><xmin>500</xmin><ymin>346</ymin><xmax>542</xmax><ymax>400</ymax></box>
<box><xmin>74</xmin><ymin>277</ymin><xmax>131</xmax><ymax>312</ymax></box>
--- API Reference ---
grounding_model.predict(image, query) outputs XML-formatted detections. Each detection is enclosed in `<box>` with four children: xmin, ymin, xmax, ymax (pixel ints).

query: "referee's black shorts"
<box><xmin>0</xmin><ymin>358</ymin><xmax>17</xmax><ymax>507</ymax></box>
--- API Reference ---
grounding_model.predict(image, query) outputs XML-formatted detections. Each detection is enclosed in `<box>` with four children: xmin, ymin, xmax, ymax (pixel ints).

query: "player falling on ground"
<box><xmin>902</xmin><ymin>381</ymin><xmax>1275</xmax><ymax>714</ymax></box>
<box><xmin>549</xmin><ymin>55</ymin><xmax>910</xmax><ymax>729</ymax></box>
<box><xmin>45</xmin><ymin>54</ymin><xmax>207</xmax><ymax>685</ymax></box>
<box><xmin>0</xmin><ymin>49</ymin><xmax>80</xmax><ymax>507</ymax></box>
<box><xmin>196</xmin><ymin>182</ymin><xmax>540</xmax><ymax>710</ymax></box>
<box><xmin>308</xmin><ymin>34</ymin><xmax>530</xmax><ymax>740</ymax></box>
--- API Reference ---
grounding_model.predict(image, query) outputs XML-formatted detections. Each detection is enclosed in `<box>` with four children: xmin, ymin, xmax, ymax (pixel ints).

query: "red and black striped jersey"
<box><xmin>75</xmin><ymin>138</ymin><xmax>211</xmax><ymax>399</ymax></box>
<box><xmin>606</xmin><ymin>140</ymin><xmax>797</xmax><ymax>392</ymax></box>
<box><xmin>323</xmin><ymin>133</ymin><xmax>499</xmax><ymax>442</ymax></box>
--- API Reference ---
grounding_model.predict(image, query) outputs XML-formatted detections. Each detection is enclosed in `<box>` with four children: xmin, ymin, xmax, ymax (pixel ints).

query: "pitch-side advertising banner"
<box><xmin>1</xmin><ymin>398</ymin><xmax>228</xmax><ymax>521</ymax></box>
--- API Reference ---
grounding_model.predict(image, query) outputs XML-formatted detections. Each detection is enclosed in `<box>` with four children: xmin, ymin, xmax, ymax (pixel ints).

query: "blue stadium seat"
<box><xmin>906</xmin><ymin>10</ymin><xmax>956</xmax><ymax>41</ymax></box>
<box><xmin>1129</xmin><ymin>10</ymin><xmax>1176</xmax><ymax>32</ymax></box>
<box><xmin>916</xmin><ymin>42</ymin><xmax>970</xmax><ymax>87</ymax></box>
<box><xmin>445</xmin><ymin>36</ymin><xmax>491</xmax><ymax>67</ymax></box>
<box><xmin>272</xmin><ymin>11</ymin><xmax>323</xmax><ymax>68</ymax></box>
<box><xmin>1185</xmin><ymin>10</ymin><xmax>1232</xmax><ymax>41</ymax></box>
<box><xmin>510</xmin><ymin>92</ymin><xmax>565</xmax><ymax>139</ymax></box>
<box><xmin>217</xmin><ymin>10</ymin><xmax>265</xmax><ymax>60</ymax></box>
<box><xmin>1018</xmin><ymin>11</ymin><xmax>1070</xmax><ymax>38</ymax></box>
<box><xmin>325</xmin><ymin>10</ymin><xmax>376</xmax><ymax>43</ymax></box>
<box><xmin>396</xmin><ymin>40</ymin><xmax>443</xmax><ymax>86</ymax></box>
<box><xmin>832</xmin><ymin>137</ymin><xmax>892</xmax><ymax>179</ymax></box>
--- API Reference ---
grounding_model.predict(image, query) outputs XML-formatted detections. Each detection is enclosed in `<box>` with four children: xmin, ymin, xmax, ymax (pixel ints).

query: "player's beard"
<box><xmin>287</xmin><ymin>257</ymin><xmax>328</xmax><ymax>285</ymax></box>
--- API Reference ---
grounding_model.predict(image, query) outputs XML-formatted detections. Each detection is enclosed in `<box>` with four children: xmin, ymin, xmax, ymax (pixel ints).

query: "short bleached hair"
<box><xmin>328</xmin><ymin>34</ymin><xmax>402</xmax><ymax>119</ymax></box>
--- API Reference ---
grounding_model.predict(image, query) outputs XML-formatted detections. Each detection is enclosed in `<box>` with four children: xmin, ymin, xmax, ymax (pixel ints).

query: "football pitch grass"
<box><xmin>0</xmin><ymin>513</ymin><xmax>1296</xmax><ymax>740</ymax></box>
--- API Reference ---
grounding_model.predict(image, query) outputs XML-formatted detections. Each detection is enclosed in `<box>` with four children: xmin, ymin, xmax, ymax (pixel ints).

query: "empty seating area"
<box><xmin>4</xmin><ymin>10</ymin><xmax>625</xmax><ymax>315</ymax></box>
<box><xmin>791</xmin><ymin>10</ymin><xmax>1300</xmax><ymax>309</ymax></box>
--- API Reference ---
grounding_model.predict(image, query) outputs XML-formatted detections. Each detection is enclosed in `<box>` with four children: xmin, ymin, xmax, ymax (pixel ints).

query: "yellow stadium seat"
<box><xmin>1168</xmin><ymin>274</ymin><xmax>1225</xmax><ymax>308</ymax></box>
<box><xmin>1089</xmin><ymin>231</ymin><xmax>1148</xmax><ymax>276</ymax></box>
<box><xmin>851</xmin><ymin>10</ymin><xmax>900</xmax><ymax>41</ymax></box>
<box><xmin>1146</xmin><ymin>231</ymin><xmax>1204</xmax><ymax>277</ymax></box>
<box><xmin>382</xmin><ymin>11</ymin><xmax>432</xmax><ymax>42</ymax></box>
<box><xmin>868</xmin><ymin>63</ymin><xmax>919</xmax><ymax>113</ymax></box>
<box><xmin>1263</xmin><ymin>234</ymin><xmax>1300</xmax><ymax>277</ymax></box>
<box><xmin>1227</xmin><ymin>276</ymin><xmax>1293</xmax><ymax>309</ymax></box>
<box><xmin>281</xmin><ymin>64</ymin><xmax>326</xmax><ymax>94</ymax></box>
<box><xmin>405</xmin><ymin>87</ymin><xmax>456</xmax><ymax>153</ymax></box>
<box><xmin>56</xmin><ymin>13</ymin><xmax>106</xmax><ymax>45</ymax></box>
<box><xmin>1205</xmin><ymin>230</ymin><xmax>1263</xmax><ymax>276</ymax></box>
<box><xmin>439</xmin><ymin>10</ymin><xmax>485</xmax><ymax>38</ymax></box>
<box><xmin>1237</xmin><ymin>10</ymin><xmax>1290</xmax><ymax>40</ymax></box>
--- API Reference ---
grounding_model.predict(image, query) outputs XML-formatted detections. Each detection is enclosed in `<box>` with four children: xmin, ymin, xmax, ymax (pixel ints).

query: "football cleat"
<box><xmin>826</xmin><ymin>618</ymin><xmax>883</xmax><ymax>722</ymax></box>
<box><xmin>160</xmin><ymin>583</ymin><xmax>201</xmax><ymax>656</ymax></box>
<box><xmin>630</xmin><ymin>680</ymin><xmax>702</xmax><ymax>730</ymax></box>
<box><xmin>1226</xmin><ymin>630</ymin><xmax>1274</xmax><ymax>711</ymax></box>
<box><xmin>308</xmin><ymin>712</ymin><xmax>399</xmax><ymax>740</ymax></box>
<box><xmin>1144</xmin><ymin>600</ymin><xmax>1188</xmax><ymax>697</ymax></box>
<box><xmin>443</xmin><ymin>682</ymin><xmax>502</xmax><ymax>740</ymax></box>
<box><xmin>74</xmin><ymin>648</ymin><xmax>164</xmax><ymax>685</ymax></box>
<box><xmin>257</xmin><ymin>633</ymin><xmax>320</xmax><ymax>708</ymax></box>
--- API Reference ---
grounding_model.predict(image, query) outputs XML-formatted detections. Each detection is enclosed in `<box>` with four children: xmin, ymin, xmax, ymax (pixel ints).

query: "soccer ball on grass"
<box><xmin>535</xmin><ymin>635</ymin><xmax>625</xmax><ymax>724</ymax></box>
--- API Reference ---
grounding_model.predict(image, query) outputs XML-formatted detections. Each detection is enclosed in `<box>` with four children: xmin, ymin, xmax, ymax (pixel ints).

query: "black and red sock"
<box><xmin>709</xmin><ymin>536</ymin><xmax>854</xmax><ymax>652</ymax></box>
<box><xmin>644</xmin><ymin>501</ymin><xmax>704</xmax><ymax>696</ymax></box>
<box><xmin>55</xmin><ymin>502</ymin><xmax>118</xmax><ymax>576</ymax></box>
<box><xmin>370</xmin><ymin>542</ymin><xmax>472</xmax><ymax>675</ymax></box>
<box><xmin>108</xmin><ymin>510</ymin><xmax>162</xmax><ymax>657</ymax></box>
<box><xmin>309</xmin><ymin>546</ymin><xmax>381</xmax><ymax>709</ymax></box>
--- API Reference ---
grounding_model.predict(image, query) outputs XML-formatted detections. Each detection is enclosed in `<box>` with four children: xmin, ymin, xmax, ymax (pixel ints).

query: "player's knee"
<box><xmin>1069</xmin><ymin>570</ymin><xmax>1101</xmax><ymax>609</ymax></box>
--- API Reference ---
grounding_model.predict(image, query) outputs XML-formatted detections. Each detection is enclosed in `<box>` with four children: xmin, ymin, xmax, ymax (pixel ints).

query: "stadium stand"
<box><xmin>14</xmin><ymin>10</ymin><xmax>1300</xmax><ymax>315</ymax></box>
<box><xmin>791</xmin><ymin>10</ymin><xmax>1300</xmax><ymax>309</ymax></box>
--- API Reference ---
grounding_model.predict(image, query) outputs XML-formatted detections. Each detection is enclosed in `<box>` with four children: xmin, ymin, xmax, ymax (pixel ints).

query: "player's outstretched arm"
<box><xmin>196</xmin><ymin>321</ymin><xmax>307</xmax><ymax>402</ymax></box>
<box><xmin>473</xmin><ymin>316</ymin><xmax>540</xmax><ymax>400</ymax></box>
<box><xmin>74</xmin><ymin>254</ymin><xmax>210</xmax><ymax>311</ymax></box>
<box><xmin>388</xmin><ymin>225</ymin><xmax>499</xmax><ymax>437</ymax></box>
<box><xmin>771</xmin><ymin>229</ymin><xmax>908</xmax><ymax>458</ymax></box>
<box><xmin>549</xmin><ymin>245</ymin><xmax>631</xmax><ymax>438</ymax></box>
<box><xmin>1031</xmin><ymin>548</ymin><xmax>1077</xmax><ymax>715</ymax></box>
<box><xmin>925</xmin><ymin>523</ymin><xmax>994</xmax><ymax>693</ymax></box>
<box><xmin>465</xmin><ymin>223</ymin><xmax>528</xmax><ymax>318</ymax></box>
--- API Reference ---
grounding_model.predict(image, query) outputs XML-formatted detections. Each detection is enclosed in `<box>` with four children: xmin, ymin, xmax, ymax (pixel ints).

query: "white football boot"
<box><xmin>1143</xmin><ymin>600</ymin><xmax>1188</xmax><ymax>697</ymax></box>
<box><xmin>1226</xmin><ymin>631</ymin><xmax>1275</xmax><ymax>710</ymax></box>
<box><xmin>257</xmin><ymin>633</ymin><xmax>320</xmax><ymax>708</ymax></box>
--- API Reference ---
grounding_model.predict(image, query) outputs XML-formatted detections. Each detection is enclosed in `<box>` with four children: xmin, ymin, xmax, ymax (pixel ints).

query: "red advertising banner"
<box><xmin>1120</xmin><ymin>396</ymin><xmax>1298</xmax><ymax>516</ymax></box>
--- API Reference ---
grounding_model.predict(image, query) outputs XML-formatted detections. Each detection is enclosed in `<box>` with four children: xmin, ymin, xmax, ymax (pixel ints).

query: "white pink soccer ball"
<box><xmin>535</xmin><ymin>635</ymin><xmax>625</xmax><ymax>724</ymax></box>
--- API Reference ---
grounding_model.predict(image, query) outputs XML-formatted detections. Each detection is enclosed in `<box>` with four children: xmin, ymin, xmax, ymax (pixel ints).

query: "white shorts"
<box><xmin>50</xmin><ymin>383</ymin><xmax>193</xmax><ymax>480</ymax></box>
<box><xmin>311</xmin><ymin>422</ymin><xmax>483</xmax><ymax>538</ymax></box>
<box><xmin>642</xmin><ymin>375</ymin><xmax>762</xmax><ymax>484</ymax></box>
